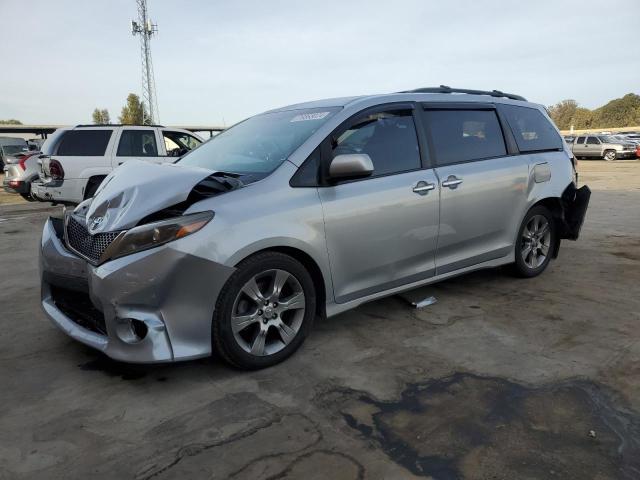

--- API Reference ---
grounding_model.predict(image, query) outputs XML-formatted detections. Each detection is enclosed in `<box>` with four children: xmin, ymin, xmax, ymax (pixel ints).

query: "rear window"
<box><xmin>576</xmin><ymin>136</ymin><xmax>586</xmax><ymax>144</ymax></box>
<box><xmin>117</xmin><ymin>130</ymin><xmax>158</xmax><ymax>157</ymax></box>
<box><xmin>502</xmin><ymin>105</ymin><xmax>563</xmax><ymax>152</ymax></box>
<box><xmin>423</xmin><ymin>109</ymin><xmax>507</xmax><ymax>165</ymax></box>
<box><xmin>56</xmin><ymin>130</ymin><xmax>112</xmax><ymax>156</ymax></box>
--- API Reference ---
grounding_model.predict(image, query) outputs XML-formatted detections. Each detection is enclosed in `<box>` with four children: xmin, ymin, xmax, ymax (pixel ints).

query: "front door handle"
<box><xmin>442</xmin><ymin>175</ymin><xmax>463</xmax><ymax>189</ymax></box>
<box><xmin>412</xmin><ymin>181</ymin><xmax>435</xmax><ymax>195</ymax></box>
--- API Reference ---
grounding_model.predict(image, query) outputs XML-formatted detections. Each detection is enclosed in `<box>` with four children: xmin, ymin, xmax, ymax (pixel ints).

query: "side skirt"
<box><xmin>325</xmin><ymin>253</ymin><xmax>514</xmax><ymax>318</ymax></box>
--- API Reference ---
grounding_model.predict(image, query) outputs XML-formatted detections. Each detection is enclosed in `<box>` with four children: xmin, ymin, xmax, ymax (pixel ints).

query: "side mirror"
<box><xmin>329</xmin><ymin>154</ymin><xmax>374</xmax><ymax>179</ymax></box>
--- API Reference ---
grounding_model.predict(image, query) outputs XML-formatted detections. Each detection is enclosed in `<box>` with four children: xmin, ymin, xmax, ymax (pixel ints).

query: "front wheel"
<box><xmin>212</xmin><ymin>252</ymin><xmax>316</xmax><ymax>369</ymax></box>
<box><xmin>512</xmin><ymin>206</ymin><xmax>557</xmax><ymax>278</ymax></box>
<box><xmin>603</xmin><ymin>150</ymin><xmax>617</xmax><ymax>161</ymax></box>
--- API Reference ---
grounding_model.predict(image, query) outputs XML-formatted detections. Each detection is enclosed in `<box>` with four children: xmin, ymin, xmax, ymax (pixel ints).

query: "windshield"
<box><xmin>600</xmin><ymin>136</ymin><xmax>618</xmax><ymax>143</ymax></box>
<box><xmin>178</xmin><ymin>107</ymin><xmax>340</xmax><ymax>175</ymax></box>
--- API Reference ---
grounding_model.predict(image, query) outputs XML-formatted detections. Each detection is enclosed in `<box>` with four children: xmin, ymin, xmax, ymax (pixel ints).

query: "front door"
<box><xmin>422</xmin><ymin>106</ymin><xmax>528</xmax><ymax>274</ymax></box>
<box><xmin>584</xmin><ymin>136</ymin><xmax>601</xmax><ymax>157</ymax></box>
<box><xmin>319</xmin><ymin>106</ymin><xmax>439</xmax><ymax>303</ymax></box>
<box><xmin>572</xmin><ymin>136</ymin><xmax>587</xmax><ymax>157</ymax></box>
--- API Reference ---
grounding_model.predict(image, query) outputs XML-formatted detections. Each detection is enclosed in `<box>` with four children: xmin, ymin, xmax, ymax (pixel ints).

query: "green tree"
<box><xmin>590</xmin><ymin>93</ymin><xmax>640</xmax><ymax>128</ymax></box>
<box><xmin>571</xmin><ymin>108</ymin><xmax>593</xmax><ymax>129</ymax></box>
<box><xmin>0</xmin><ymin>119</ymin><xmax>22</xmax><ymax>125</ymax></box>
<box><xmin>118</xmin><ymin>93</ymin><xmax>147</xmax><ymax>125</ymax></box>
<box><xmin>92</xmin><ymin>108</ymin><xmax>111</xmax><ymax>124</ymax></box>
<box><xmin>548</xmin><ymin>99</ymin><xmax>578</xmax><ymax>130</ymax></box>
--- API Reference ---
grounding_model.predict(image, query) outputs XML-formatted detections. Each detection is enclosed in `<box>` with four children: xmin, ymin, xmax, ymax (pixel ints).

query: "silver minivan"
<box><xmin>40</xmin><ymin>87</ymin><xmax>590</xmax><ymax>369</ymax></box>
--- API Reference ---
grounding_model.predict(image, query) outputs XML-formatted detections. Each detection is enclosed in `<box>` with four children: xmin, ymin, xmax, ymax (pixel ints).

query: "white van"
<box><xmin>32</xmin><ymin>125</ymin><xmax>203</xmax><ymax>203</ymax></box>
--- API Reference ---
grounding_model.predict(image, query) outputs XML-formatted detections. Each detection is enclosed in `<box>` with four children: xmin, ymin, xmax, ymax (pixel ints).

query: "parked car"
<box><xmin>2</xmin><ymin>151</ymin><xmax>41</xmax><ymax>199</ymax></box>
<box><xmin>40</xmin><ymin>87</ymin><xmax>590</xmax><ymax>369</ymax></box>
<box><xmin>0</xmin><ymin>137</ymin><xmax>28</xmax><ymax>168</ymax></box>
<box><xmin>571</xmin><ymin>135</ymin><xmax>637</xmax><ymax>160</ymax></box>
<box><xmin>612</xmin><ymin>135</ymin><xmax>640</xmax><ymax>147</ymax></box>
<box><xmin>563</xmin><ymin>135</ymin><xmax>576</xmax><ymax>144</ymax></box>
<box><xmin>31</xmin><ymin>125</ymin><xmax>203</xmax><ymax>204</ymax></box>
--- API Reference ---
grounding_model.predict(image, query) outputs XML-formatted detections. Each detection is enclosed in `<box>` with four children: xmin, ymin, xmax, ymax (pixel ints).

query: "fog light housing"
<box><xmin>115</xmin><ymin>318</ymin><xmax>148</xmax><ymax>343</ymax></box>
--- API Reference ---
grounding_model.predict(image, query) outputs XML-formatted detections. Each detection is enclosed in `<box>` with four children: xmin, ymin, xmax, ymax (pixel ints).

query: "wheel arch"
<box><xmin>83</xmin><ymin>174</ymin><xmax>107</xmax><ymax>199</ymax></box>
<box><xmin>230</xmin><ymin>244</ymin><xmax>329</xmax><ymax>320</ymax></box>
<box><xmin>526</xmin><ymin>197</ymin><xmax>563</xmax><ymax>258</ymax></box>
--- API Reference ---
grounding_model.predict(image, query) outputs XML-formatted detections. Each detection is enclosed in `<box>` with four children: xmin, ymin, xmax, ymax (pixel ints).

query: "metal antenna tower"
<box><xmin>131</xmin><ymin>0</ymin><xmax>159</xmax><ymax>124</ymax></box>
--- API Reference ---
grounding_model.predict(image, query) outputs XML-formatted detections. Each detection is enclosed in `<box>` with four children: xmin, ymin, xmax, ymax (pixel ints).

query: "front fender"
<box><xmin>227</xmin><ymin>237</ymin><xmax>334</xmax><ymax>302</ymax></box>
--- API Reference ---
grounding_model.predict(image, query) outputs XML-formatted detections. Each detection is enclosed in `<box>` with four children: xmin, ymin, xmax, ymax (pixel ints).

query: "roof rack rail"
<box><xmin>399</xmin><ymin>85</ymin><xmax>527</xmax><ymax>102</ymax></box>
<box><xmin>74</xmin><ymin>123</ymin><xmax>166</xmax><ymax>128</ymax></box>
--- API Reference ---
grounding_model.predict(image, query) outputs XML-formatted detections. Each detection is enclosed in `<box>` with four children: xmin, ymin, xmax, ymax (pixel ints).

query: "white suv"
<box><xmin>32</xmin><ymin>125</ymin><xmax>203</xmax><ymax>204</ymax></box>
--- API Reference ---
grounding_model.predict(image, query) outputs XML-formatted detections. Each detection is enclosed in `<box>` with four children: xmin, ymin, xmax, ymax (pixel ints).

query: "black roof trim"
<box><xmin>399</xmin><ymin>85</ymin><xmax>527</xmax><ymax>102</ymax></box>
<box><xmin>74</xmin><ymin>124</ymin><xmax>166</xmax><ymax>128</ymax></box>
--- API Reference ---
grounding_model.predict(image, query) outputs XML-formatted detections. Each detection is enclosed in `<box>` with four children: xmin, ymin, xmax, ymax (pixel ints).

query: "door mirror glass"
<box><xmin>329</xmin><ymin>153</ymin><xmax>374</xmax><ymax>179</ymax></box>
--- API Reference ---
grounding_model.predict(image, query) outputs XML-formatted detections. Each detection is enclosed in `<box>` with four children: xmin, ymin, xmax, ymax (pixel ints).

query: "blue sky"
<box><xmin>1</xmin><ymin>0</ymin><xmax>638</xmax><ymax>126</ymax></box>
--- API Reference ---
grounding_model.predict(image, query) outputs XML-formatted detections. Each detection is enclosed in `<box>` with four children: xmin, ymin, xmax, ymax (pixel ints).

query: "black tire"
<box><xmin>603</xmin><ymin>150</ymin><xmax>617</xmax><ymax>162</ymax></box>
<box><xmin>212</xmin><ymin>251</ymin><xmax>316</xmax><ymax>369</ymax></box>
<box><xmin>20</xmin><ymin>193</ymin><xmax>36</xmax><ymax>202</ymax></box>
<box><xmin>512</xmin><ymin>205</ymin><xmax>557</xmax><ymax>278</ymax></box>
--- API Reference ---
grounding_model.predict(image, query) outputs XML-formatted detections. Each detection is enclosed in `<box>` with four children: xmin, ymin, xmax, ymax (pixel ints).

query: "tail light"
<box><xmin>18</xmin><ymin>152</ymin><xmax>38</xmax><ymax>171</ymax></box>
<box><xmin>48</xmin><ymin>159</ymin><xmax>65</xmax><ymax>180</ymax></box>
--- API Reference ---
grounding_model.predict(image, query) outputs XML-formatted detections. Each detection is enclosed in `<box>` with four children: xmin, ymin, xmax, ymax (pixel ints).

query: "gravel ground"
<box><xmin>1</xmin><ymin>160</ymin><xmax>639</xmax><ymax>479</ymax></box>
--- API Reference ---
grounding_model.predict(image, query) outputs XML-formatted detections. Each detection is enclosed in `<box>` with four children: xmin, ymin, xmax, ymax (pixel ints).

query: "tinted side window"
<box><xmin>423</xmin><ymin>109</ymin><xmax>507</xmax><ymax>165</ymax></box>
<box><xmin>586</xmin><ymin>137</ymin><xmax>600</xmax><ymax>145</ymax></box>
<box><xmin>56</xmin><ymin>130</ymin><xmax>113</xmax><ymax>156</ymax></box>
<box><xmin>502</xmin><ymin>105</ymin><xmax>563</xmax><ymax>152</ymax></box>
<box><xmin>332</xmin><ymin>110</ymin><xmax>421</xmax><ymax>177</ymax></box>
<box><xmin>117</xmin><ymin>130</ymin><xmax>158</xmax><ymax>157</ymax></box>
<box><xmin>576</xmin><ymin>136</ymin><xmax>586</xmax><ymax>144</ymax></box>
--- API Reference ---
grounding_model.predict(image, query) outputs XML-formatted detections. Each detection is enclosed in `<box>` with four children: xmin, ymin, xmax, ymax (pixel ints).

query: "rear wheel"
<box><xmin>212</xmin><ymin>252</ymin><xmax>316</xmax><ymax>369</ymax></box>
<box><xmin>603</xmin><ymin>150</ymin><xmax>617</xmax><ymax>161</ymax></box>
<box><xmin>20</xmin><ymin>193</ymin><xmax>36</xmax><ymax>202</ymax></box>
<box><xmin>512</xmin><ymin>206</ymin><xmax>557</xmax><ymax>278</ymax></box>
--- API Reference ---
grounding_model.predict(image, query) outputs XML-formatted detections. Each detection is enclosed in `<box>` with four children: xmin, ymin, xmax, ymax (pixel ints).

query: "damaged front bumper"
<box><xmin>40</xmin><ymin>217</ymin><xmax>235</xmax><ymax>363</ymax></box>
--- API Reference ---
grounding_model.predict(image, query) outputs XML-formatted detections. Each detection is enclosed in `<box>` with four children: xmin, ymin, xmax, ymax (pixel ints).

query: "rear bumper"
<box><xmin>3</xmin><ymin>165</ymin><xmax>31</xmax><ymax>194</ymax></box>
<box><xmin>3</xmin><ymin>179</ymin><xmax>29</xmax><ymax>194</ymax></box>
<box><xmin>31</xmin><ymin>179</ymin><xmax>81</xmax><ymax>204</ymax></box>
<box><xmin>40</xmin><ymin>217</ymin><xmax>235</xmax><ymax>363</ymax></box>
<box><xmin>560</xmin><ymin>183</ymin><xmax>591</xmax><ymax>240</ymax></box>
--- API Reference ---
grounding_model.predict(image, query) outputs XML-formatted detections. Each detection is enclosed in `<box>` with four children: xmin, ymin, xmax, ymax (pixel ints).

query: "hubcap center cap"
<box><xmin>263</xmin><ymin>306</ymin><xmax>274</xmax><ymax>317</ymax></box>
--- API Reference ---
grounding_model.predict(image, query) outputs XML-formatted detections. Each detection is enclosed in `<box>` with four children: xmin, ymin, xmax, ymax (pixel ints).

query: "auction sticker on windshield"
<box><xmin>290</xmin><ymin>112</ymin><xmax>331</xmax><ymax>122</ymax></box>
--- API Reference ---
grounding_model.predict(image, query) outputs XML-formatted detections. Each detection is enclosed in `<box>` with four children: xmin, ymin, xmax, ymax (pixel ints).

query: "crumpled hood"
<box><xmin>81</xmin><ymin>160</ymin><xmax>214</xmax><ymax>233</ymax></box>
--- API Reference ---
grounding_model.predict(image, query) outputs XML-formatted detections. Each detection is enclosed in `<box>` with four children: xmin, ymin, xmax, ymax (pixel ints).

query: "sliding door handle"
<box><xmin>442</xmin><ymin>175</ymin><xmax>463</xmax><ymax>189</ymax></box>
<box><xmin>413</xmin><ymin>181</ymin><xmax>435</xmax><ymax>195</ymax></box>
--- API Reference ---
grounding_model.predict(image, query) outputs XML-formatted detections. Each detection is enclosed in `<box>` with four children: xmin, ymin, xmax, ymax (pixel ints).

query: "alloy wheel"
<box><xmin>231</xmin><ymin>269</ymin><xmax>306</xmax><ymax>356</ymax></box>
<box><xmin>521</xmin><ymin>214</ymin><xmax>551</xmax><ymax>269</ymax></box>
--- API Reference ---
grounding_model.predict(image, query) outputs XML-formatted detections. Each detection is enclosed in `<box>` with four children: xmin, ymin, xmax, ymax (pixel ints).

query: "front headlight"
<box><xmin>104</xmin><ymin>211</ymin><xmax>214</xmax><ymax>261</ymax></box>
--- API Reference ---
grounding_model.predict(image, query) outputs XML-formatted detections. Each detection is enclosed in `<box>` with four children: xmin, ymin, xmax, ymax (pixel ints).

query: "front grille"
<box><xmin>50</xmin><ymin>285</ymin><xmax>107</xmax><ymax>335</ymax></box>
<box><xmin>66</xmin><ymin>215</ymin><xmax>120</xmax><ymax>263</ymax></box>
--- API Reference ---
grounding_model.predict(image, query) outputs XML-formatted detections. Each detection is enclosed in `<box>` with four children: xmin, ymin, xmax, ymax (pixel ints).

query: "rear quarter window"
<box><xmin>56</xmin><ymin>130</ymin><xmax>113</xmax><ymax>156</ymax></box>
<box><xmin>423</xmin><ymin>109</ymin><xmax>507</xmax><ymax>165</ymax></box>
<box><xmin>502</xmin><ymin>105</ymin><xmax>563</xmax><ymax>152</ymax></box>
